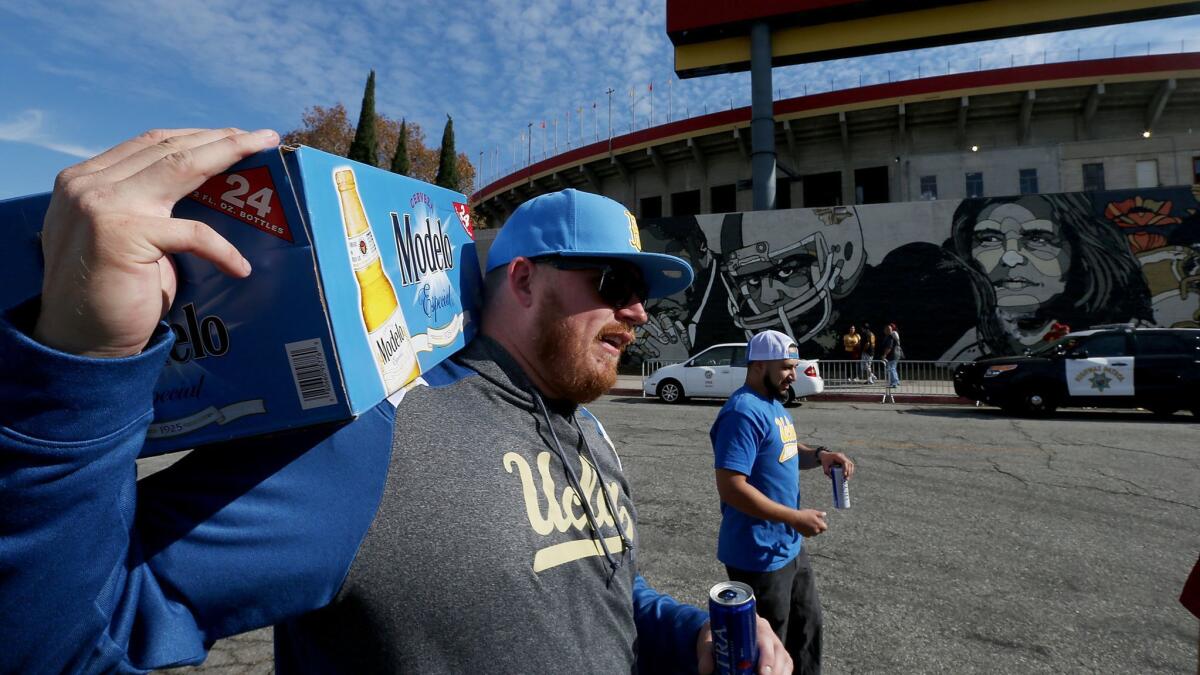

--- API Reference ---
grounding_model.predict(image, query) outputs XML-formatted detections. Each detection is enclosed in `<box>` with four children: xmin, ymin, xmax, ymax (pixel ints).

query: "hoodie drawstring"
<box><xmin>533</xmin><ymin>391</ymin><xmax>633</xmax><ymax>587</ymax></box>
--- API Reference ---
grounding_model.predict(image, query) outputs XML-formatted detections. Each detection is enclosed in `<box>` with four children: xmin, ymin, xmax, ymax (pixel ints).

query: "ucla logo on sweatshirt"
<box><xmin>775</xmin><ymin>416</ymin><xmax>798</xmax><ymax>462</ymax></box>
<box><xmin>503</xmin><ymin>451</ymin><xmax>634</xmax><ymax>573</ymax></box>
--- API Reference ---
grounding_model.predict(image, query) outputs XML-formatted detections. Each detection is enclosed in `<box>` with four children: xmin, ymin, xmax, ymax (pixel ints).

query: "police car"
<box><xmin>643</xmin><ymin>342</ymin><xmax>824</xmax><ymax>405</ymax></box>
<box><xmin>953</xmin><ymin>326</ymin><xmax>1200</xmax><ymax>417</ymax></box>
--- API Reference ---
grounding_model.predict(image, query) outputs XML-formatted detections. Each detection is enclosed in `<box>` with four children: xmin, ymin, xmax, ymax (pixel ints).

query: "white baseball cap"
<box><xmin>747</xmin><ymin>330</ymin><xmax>800</xmax><ymax>361</ymax></box>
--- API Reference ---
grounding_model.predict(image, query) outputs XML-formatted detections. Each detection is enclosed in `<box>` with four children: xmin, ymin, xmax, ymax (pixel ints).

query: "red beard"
<box><xmin>533</xmin><ymin>291</ymin><xmax>634</xmax><ymax>403</ymax></box>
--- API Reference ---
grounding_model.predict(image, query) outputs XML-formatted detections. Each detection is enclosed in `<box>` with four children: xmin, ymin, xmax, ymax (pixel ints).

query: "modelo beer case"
<box><xmin>0</xmin><ymin>145</ymin><xmax>482</xmax><ymax>455</ymax></box>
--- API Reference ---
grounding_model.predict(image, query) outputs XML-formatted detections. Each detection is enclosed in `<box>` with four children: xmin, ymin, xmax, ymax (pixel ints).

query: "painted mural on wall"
<box><xmin>630</xmin><ymin>186</ymin><xmax>1200</xmax><ymax>365</ymax></box>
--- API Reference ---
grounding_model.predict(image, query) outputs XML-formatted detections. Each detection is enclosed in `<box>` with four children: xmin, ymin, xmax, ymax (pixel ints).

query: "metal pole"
<box><xmin>750</xmin><ymin>21</ymin><xmax>776</xmax><ymax>211</ymax></box>
<box><xmin>606</xmin><ymin>88</ymin><xmax>614</xmax><ymax>150</ymax></box>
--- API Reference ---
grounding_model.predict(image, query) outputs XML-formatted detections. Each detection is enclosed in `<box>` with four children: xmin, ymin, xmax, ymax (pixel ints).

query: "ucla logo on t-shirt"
<box><xmin>775</xmin><ymin>416</ymin><xmax>798</xmax><ymax>462</ymax></box>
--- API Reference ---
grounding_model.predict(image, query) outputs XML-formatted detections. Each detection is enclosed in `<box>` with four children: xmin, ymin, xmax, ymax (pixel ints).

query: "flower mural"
<box><xmin>1104</xmin><ymin>196</ymin><xmax>1181</xmax><ymax>253</ymax></box>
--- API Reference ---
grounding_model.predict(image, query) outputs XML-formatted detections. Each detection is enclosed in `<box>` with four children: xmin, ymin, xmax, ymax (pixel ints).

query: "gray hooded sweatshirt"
<box><xmin>275</xmin><ymin>336</ymin><xmax>706</xmax><ymax>673</ymax></box>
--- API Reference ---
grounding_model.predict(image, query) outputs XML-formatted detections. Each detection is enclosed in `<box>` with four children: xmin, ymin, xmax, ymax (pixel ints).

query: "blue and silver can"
<box><xmin>831</xmin><ymin>464</ymin><xmax>850</xmax><ymax>509</ymax></box>
<box><xmin>709</xmin><ymin>581</ymin><xmax>758</xmax><ymax>675</ymax></box>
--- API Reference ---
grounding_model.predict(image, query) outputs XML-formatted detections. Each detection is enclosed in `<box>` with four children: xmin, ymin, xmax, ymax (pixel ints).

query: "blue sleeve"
<box><xmin>710</xmin><ymin>405</ymin><xmax>765</xmax><ymax>475</ymax></box>
<box><xmin>0</xmin><ymin>301</ymin><xmax>392</xmax><ymax>673</ymax></box>
<box><xmin>632</xmin><ymin>574</ymin><xmax>709</xmax><ymax>674</ymax></box>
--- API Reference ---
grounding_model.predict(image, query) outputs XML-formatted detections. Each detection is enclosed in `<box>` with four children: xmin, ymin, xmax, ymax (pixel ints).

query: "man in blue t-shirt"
<box><xmin>710</xmin><ymin>330</ymin><xmax>856</xmax><ymax>674</ymax></box>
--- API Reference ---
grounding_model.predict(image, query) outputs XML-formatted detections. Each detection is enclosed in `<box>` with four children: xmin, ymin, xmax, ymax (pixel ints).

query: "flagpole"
<box><xmin>629</xmin><ymin>87</ymin><xmax>634</xmax><ymax>132</ymax></box>
<box><xmin>605</xmin><ymin>89</ymin><xmax>614</xmax><ymax>144</ymax></box>
<box><xmin>649</xmin><ymin>82</ymin><xmax>654</xmax><ymax>126</ymax></box>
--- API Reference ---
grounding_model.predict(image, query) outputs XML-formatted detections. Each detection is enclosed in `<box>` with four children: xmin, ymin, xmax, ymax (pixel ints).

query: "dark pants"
<box><xmin>726</xmin><ymin>549</ymin><xmax>823</xmax><ymax>675</ymax></box>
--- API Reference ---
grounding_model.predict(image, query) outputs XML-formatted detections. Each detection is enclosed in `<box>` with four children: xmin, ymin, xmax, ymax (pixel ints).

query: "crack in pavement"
<box><xmin>1094</xmin><ymin>469</ymin><xmax>1147</xmax><ymax>494</ymax></box>
<box><xmin>808</xmin><ymin>551</ymin><xmax>847</xmax><ymax>564</ymax></box>
<box><xmin>836</xmin><ymin>437</ymin><xmax>1041</xmax><ymax>454</ymax></box>
<box><xmin>875</xmin><ymin>454</ymin><xmax>1199</xmax><ymax>509</ymax></box>
<box><xmin>1060</xmin><ymin>440</ymin><xmax>1196</xmax><ymax>464</ymax></box>
<box><xmin>1038</xmin><ymin>480</ymin><xmax>1199</xmax><ymax>510</ymax></box>
<box><xmin>1007</xmin><ymin>420</ymin><xmax>1057</xmax><ymax>470</ymax></box>
<box><xmin>989</xmin><ymin>460</ymin><xmax>1030</xmax><ymax>485</ymax></box>
<box><xmin>870</xmin><ymin>456</ymin><xmax>975</xmax><ymax>473</ymax></box>
<box><xmin>964</xmin><ymin>630</ymin><xmax>1053</xmax><ymax>658</ymax></box>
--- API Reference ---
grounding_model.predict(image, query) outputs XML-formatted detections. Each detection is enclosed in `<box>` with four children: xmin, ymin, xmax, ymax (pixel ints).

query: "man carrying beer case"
<box><xmin>710</xmin><ymin>330</ymin><xmax>856</xmax><ymax>674</ymax></box>
<box><xmin>0</xmin><ymin>128</ymin><xmax>790</xmax><ymax>674</ymax></box>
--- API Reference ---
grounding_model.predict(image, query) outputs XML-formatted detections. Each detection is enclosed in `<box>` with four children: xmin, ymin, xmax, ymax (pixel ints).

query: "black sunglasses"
<box><xmin>536</xmin><ymin>256</ymin><xmax>649</xmax><ymax>309</ymax></box>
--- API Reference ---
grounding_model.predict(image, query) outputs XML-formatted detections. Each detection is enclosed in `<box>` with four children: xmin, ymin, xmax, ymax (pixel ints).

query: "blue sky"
<box><xmin>2</xmin><ymin>2</ymin><xmax>1199</xmax><ymax>200</ymax></box>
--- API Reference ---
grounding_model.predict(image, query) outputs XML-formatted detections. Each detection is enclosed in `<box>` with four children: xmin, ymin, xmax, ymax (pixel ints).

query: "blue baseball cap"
<box><xmin>486</xmin><ymin>189</ymin><xmax>694</xmax><ymax>299</ymax></box>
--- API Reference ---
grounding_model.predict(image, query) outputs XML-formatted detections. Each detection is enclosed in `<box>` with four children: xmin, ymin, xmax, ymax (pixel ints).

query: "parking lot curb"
<box><xmin>610</xmin><ymin>387</ymin><xmax>974</xmax><ymax>405</ymax></box>
<box><xmin>809</xmin><ymin>393</ymin><xmax>975</xmax><ymax>405</ymax></box>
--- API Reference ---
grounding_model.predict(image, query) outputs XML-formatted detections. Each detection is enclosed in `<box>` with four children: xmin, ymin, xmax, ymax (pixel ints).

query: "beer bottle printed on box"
<box><xmin>335</xmin><ymin>168</ymin><xmax>421</xmax><ymax>393</ymax></box>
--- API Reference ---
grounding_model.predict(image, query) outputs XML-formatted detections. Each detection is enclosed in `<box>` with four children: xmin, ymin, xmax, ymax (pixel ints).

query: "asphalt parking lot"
<box><xmin>152</xmin><ymin>398</ymin><xmax>1200</xmax><ymax>674</ymax></box>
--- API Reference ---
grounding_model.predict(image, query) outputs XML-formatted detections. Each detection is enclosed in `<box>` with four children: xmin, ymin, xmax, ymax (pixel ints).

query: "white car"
<box><xmin>643</xmin><ymin>342</ymin><xmax>824</xmax><ymax>404</ymax></box>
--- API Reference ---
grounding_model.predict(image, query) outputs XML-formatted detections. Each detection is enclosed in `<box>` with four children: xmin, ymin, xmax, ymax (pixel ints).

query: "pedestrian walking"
<box><xmin>710</xmin><ymin>329</ymin><xmax>857</xmax><ymax>674</ymax></box>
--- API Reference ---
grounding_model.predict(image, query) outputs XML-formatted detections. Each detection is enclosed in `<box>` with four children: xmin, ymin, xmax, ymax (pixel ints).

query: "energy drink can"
<box><xmin>709</xmin><ymin>581</ymin><xmax>758</xmax><ymax>675</ymax></box>
<box><xmin>831</xmin><ymin>464</ymin><xmax>850</xmax><ymax>509</ymax></box>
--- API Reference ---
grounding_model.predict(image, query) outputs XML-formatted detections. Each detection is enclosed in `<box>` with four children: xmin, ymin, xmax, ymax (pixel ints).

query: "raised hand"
<box><xmin>33</xmin><ymin>128</ymin><xmax>279</xmax><ymax>358</ymax></box>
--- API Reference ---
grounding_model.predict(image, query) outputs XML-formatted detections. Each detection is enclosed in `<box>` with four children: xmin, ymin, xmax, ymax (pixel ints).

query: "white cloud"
<box><xmin>0</xmin><ymin>109</ymin><xmax>102</xmax><ymax>158</ymax></box>
<box><xmin>7</xmin><ymin>2</ymin><xmax>1200</xmax><ymax>187</ymax></box>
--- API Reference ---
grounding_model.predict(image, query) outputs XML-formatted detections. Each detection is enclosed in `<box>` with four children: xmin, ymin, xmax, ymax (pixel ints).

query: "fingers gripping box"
<box><xmin>0</xmin><ymin>146</ymin><xmax>482</xmax><ymax>455</ymax></box>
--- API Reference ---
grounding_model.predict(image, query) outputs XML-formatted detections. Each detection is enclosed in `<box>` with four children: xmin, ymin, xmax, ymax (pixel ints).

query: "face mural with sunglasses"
<box><xmin>533</xmin><ymin>258</ymin><xmax>643</xmax><ymax>403</ymax></box>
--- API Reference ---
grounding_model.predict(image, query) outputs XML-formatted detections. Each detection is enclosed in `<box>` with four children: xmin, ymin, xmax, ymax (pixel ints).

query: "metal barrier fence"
<box><xmin>820</xmin><ymin>360</ymin><xmax>972</xmax><ymax>400</ymax></box>
<box><xmin>640</xmin><ymin>358</ymin><xmax>971</xmax><ymax>401</ymax></box>
<box><xmin>639</xmin><ymin>359</ymin><xmax>681</xmax><ymax>397</ymax></box>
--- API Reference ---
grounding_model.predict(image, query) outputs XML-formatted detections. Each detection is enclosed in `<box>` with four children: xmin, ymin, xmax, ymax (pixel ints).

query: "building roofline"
<box><xmin>471</xmin><ymin>52</ymin><xmax>1200</xmax><ymax>205</ymax></box>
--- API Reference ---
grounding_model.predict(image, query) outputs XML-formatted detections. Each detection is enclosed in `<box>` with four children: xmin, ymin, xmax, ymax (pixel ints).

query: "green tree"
<box><xmin>284</xmin><ymin>101</ymin><xmax>476</xmax><ymax>193</ymax></box>
<box><xmin>434</xmin><ymin>115</ymin><xmax>461</xmax><ymax>190</ymax></box>
<box><xmin>347</xmin><ymin>70</ymin><xmax>379</xmax><ymax>166</ymax></box>
<box><xmin>390</xmin><ymin>119</ymin><xmax>410</xmax><ymax>176</ymax></box>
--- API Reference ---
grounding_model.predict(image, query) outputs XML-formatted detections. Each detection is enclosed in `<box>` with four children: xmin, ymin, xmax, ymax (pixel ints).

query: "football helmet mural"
<box><xmin>696</xmin><ymin>206</ymin><xmax>867</xmax><ymax>343</ymax></box>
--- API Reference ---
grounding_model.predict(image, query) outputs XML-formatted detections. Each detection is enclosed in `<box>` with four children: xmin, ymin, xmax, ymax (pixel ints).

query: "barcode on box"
<box><xmin>285</xmin><ymin>339</ymin><xmax>338</xmax><ymax>410</ymax></box>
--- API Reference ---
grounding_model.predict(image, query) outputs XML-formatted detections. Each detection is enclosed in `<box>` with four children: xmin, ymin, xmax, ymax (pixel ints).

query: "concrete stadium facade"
<box><xmin>469</xmin><ymin>54</ymin><xmax>1200</xmax><ymax>368</ymax></box>
<box><xmin>471</xmin><ymin>53</ymin><xmax>1200</xmax><ymax>222</ymax></box>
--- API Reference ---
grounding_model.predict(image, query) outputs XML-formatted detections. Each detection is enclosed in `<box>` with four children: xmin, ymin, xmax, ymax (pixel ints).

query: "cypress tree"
<box><xmin>347</xmin><ymin>70</ymin><xmax>379</xmax><ymax>166</ymax></box>
<box><xmin>435</xmin><ymin>115</ymin><xmax>460</xmax><ymax>190</ymax></box>
<box><xmin>390</xmin><ymin>118</ymin><xmax>410</xmax><ymax>175</ymax></box>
